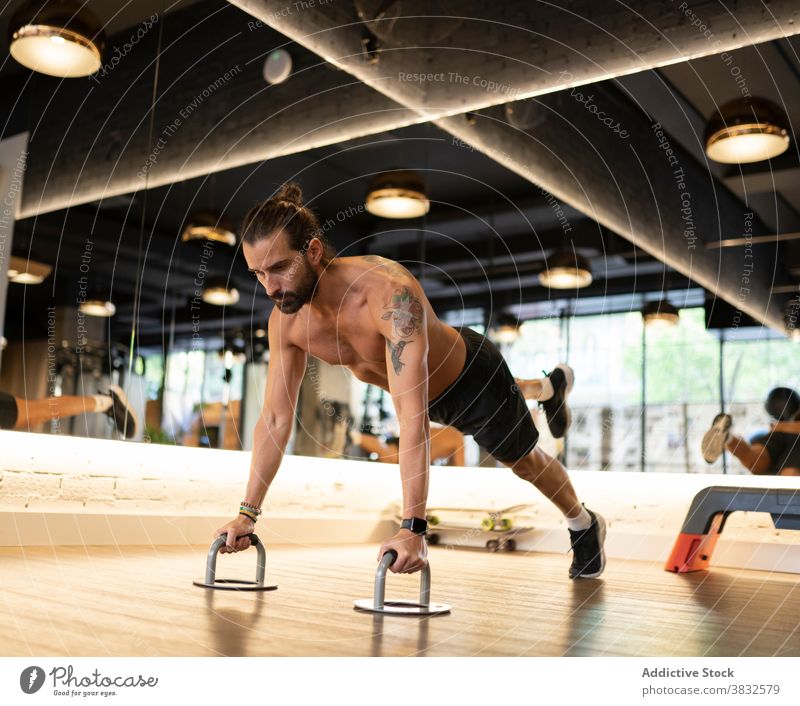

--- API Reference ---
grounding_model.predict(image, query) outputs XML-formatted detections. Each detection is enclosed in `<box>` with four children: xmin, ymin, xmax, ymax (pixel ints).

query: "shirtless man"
<box><xmin>701</xmin><ymin>387</ymin><xmax>800</xmax><ymax>476</ymax></box>
<box><xmin>216</xmin><ymin>183</ymin><xmax>606</xmax><ymax>578</ymax></box>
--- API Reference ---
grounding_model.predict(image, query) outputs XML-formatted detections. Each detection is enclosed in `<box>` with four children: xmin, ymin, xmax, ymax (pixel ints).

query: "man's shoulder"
<box><xmin>268</xmin><ymin>306</ymin><xmax>284</xmax><ymax>326</ymax></box>
<box><xmin>361</xmin><ymin>255</ymin><xmax>416</xmax><ymax>281</ymax></box>
<box><xmin>352</xmin><ymin>255</ymin><xmax>420</xmax><ymax>309</ymax></box>
<box><xmin>267</xmin><ymin>305</ymin><xmax>303</xmax><ymax>345</ymax></box>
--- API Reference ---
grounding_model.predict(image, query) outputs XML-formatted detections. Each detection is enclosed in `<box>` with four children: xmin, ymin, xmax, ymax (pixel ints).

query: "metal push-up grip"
<box><xmin>193</xmin><ymin>533</ymin><xmax>277</xmax><ymax>591</ymax></box>
<box><xmin>353</xmin><ymin>549</ymin><xmax>451</xmax><ymax>615</ymax></box>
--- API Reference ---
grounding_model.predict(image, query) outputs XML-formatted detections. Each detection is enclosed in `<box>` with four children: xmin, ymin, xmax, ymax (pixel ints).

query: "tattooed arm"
<box><xmin>373</xmin><ymin>279</ymin><xmax>431</xmax><ymax>573</ymax></box>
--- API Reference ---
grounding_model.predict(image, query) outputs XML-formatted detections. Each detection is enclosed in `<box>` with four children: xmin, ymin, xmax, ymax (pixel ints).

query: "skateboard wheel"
<box><xmin>427</xmin><ymin>533</ymin><xmax>440</xmax><ymax>546</ymax></box>
<box><xmin>481</xmin><ymin>518</ymin><xmax>495</xmax><ymax>532</ymax></box>
<box><xmin>504</xmin><ymin>539</ymin><xmax>517</xmax><ymax>552</ymax></box>
<box><xmin>427</xmin><ymin>515</ymin><xmax>440</xmax><ymax>526</ymax></box>
<box><xmin>496</xmin><ymin>518</ymin><xmax>512</xmax><ymax>532</ymax></box>
<box><xmin>486</xmin><ymin>539</ymin><xmax>500</xmax><ymax>552</ymax></box>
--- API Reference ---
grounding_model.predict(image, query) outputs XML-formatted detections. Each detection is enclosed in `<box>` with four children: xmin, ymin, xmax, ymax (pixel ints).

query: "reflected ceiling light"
<box><xmin>642</xmin><ymin>299</ymin><xmax>679</xmax><ymax>329</ymax></box>
<box><xmin>9</xmin><ymin>0</ymin><xmax>105</xmax><ymax>78</ymax></box>
<box><xmin>7</xmin><ymin>255</ymin><xmax>52</xmax><ymax>284</ymax></box>
<box><xmin>182</xmin><ymin>209</ymin><xmax>237</xmax><ymax>247</ymax></box>
<box><xmin>202</xmin><ymin>278</ymin><xmax>239</xmax><ymax>306</ymax></box>
<box><xmin>539</xmin><ymin>251</ymin><xmax>593</xmax><ymax>289</ymax></box>
<box><xmin>491</xmin><ymin>314</ymin><xmax>521</xmax><ymax>345</ymax></box>
<box><xmin>365</xmin><ymin>170</ymin><xmax>430</xmax><ymax>219</ymax></box>
<box><xmin>254</xmin><ymin>328</ymin><xmax>267</xmax><ymax>339</ymax></box>
<box><xmin>79</xmin><ymin>298</ymin><xmax>116</xmax><ymax>317</ymax></box>
<box><xmin>0</xmin><ymin>335</ymin><xmax>7</xmax><ymax>350</ymax></box>
<box><xmin>705</xmin><ymin>97</ymin><xmax>790</xmax><ymax>164</ymax></box>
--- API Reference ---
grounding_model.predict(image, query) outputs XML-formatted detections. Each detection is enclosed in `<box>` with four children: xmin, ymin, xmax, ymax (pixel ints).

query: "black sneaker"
<box><xmin>701</xmin><ymin>413</ymin><xmax>731</xmax><ymax>463</ymax></box>
<box><xmin>540</xmin><ymin>363</ymin><xmax>574</xmax><ymax>439</ymax></box>
<box><xmin>568</xmin><ymin>507</ymin><xmax>606</xmax><ymax>579</ymax></box>
<box><xmin>105</xmin><ymin>384</ymin><xmax>139</xmax><ymax>440</ymax></box>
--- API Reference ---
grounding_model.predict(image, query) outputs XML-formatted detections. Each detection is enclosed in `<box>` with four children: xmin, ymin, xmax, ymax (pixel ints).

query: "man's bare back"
<box><xmin>272</xmin><ymin>254</ymin><xmax>467</xmax><ymax>400</ymax></box>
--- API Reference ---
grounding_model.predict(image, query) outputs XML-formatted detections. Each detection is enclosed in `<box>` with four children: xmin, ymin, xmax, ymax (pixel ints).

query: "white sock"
<box><xmin>93</xmin><ymin>394</ymin><xmax>113</xmax><ymax>413</ymax></box>
<box><xmin>566</xmin><ymin>506</ymin><xmax>592</xmax><ymax>531</ymax></box>
<box><xmin>537</xmin><ymin>377</ymin><xmax>554</xmax><ymax>401</ymax></box>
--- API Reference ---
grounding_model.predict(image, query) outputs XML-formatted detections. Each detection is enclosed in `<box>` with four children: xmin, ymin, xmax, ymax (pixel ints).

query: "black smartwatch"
<box><xmin>401</xmin><ymin>517</ymin><xmax>428</xmax><ymax>535</ymax></box>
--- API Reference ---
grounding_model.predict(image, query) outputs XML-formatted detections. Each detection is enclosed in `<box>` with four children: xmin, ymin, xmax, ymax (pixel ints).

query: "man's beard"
<box><xmin>272</xmin><ymin>264</ymin><xmax>318</xmax><ymax>314</ymax></box>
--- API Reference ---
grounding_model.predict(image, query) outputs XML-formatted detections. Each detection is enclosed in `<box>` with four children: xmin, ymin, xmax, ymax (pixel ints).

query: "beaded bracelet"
<box><xmin>240</xmin><ymin>501</ymin><xmax>262</xmax><ymax>516</ymax></box>
<box><xmin>239</xmin><ymin>508</ymin><xmax>258</xmax><ymax>523</ymax></box>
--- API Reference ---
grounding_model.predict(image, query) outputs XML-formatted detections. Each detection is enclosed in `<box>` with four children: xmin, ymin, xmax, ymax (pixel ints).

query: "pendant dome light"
<box><xmin>642</xmin><ymin>299</ymin><xmax>679</xmax><ymax>329</ymax></box>
<box><xmin>539</xmin><ymin>251</ymin><xmax>593</xmax><ymax>289</ymax></box>
<box><xmin>365</xmin><ymin>169</ymin><xmax>430</xmax><ymax>219</ymax></box>
<box><xmin>705</xmin><ymin>97</ymin><xmax>790</xmax><ymax>164</ymax></box>
<box><xmin>182</xmin><ymin>209</ymin><xmax>237</xmax><ymax>247</ymax></box>
<box><xmin>7</xmin><ymin>255</ymin><xmax>52</xmax><ymax>284</ymax></box>
<box><xmin>490</xmin><ymin>313</ymin><xmax>521</xmax><ymax>345</ymax></box>
<box><xmin>79</xmin><ymin>297</ymin><xmax>116</xmax><ymax>318</ymax></box>
<box><xmin>9</xmin><ymin>0</ymin><xmax>105</xmax><ymax>78</ymax></box>
<box><xmin>202</xmin><ymin>277</ymin><xmax>240</xmax><ymax>306</ymax></box>
<box><xmin>78</xmin><ymin>280</ymin><xmax>115</xmax><ymax>317</ymax></box>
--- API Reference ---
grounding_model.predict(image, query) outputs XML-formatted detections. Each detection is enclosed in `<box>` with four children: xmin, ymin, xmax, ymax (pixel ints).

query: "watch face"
<box><xmin>403</xmin><ymin>518</ymin><xmax>427</xmax><ymax>533</ymax></box>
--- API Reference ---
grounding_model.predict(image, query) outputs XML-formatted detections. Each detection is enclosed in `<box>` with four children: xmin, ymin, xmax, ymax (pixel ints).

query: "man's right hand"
<box><xmin>215</xmin><ymin>515</ymin><xmax>256</xmax><ymax>554</ymax></box>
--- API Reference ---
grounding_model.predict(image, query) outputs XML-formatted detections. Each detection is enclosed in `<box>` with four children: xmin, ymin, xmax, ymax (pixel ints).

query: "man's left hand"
<box><xmin>378</xmin><ymin>528</ymin><xmax>428</xmax><ymax>574</ymax></box>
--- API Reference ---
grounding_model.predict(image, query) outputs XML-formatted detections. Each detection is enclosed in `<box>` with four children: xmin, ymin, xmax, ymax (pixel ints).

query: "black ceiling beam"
<box><xmin>427</xmin><ymin>271</ymin><xmax>694</xmax><ymax>315</ymax></box>
<box><xmin>365</xmin><ymin>221</ymin><xmax>638</xmax><ymax>266</ymax></box>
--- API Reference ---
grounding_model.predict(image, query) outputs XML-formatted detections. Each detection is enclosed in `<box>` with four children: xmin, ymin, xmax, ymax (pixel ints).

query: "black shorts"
<box><xmin>0</xmin><ymin>391</ymin><xmax>18</xmax><ymax>430</ymax></box>
<box><xmin>427</xmin><ymin>327</ymin><xmax>539</xmax><ymax>463</ymax></box>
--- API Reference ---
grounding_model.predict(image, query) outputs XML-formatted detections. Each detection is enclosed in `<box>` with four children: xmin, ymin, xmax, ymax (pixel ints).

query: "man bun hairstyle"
<box><xmin>765</xmin><ymin>386</ymin><xmax>800</xmax><ymax>421</ymax></box>
<box><xmin>275</xmin><ymin>181</ymin><xmax>303</xmax><ymax>205</ymax></box>
<box><xmin>239</xmin><ymin>181</ymin><xmax>335</xmax><ymax>263</ymax></box>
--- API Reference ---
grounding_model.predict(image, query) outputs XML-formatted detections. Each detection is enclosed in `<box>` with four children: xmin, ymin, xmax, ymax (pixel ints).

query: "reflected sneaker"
<box><xmin>568</xmin><ymin>508</ymin><xmax>606</xmax><ymax>579</ymax></box>
<box><xmin>701</xmin><ymin>413</ymin><xmax>732</xmax><ymax>463</ymax></box>
<box><xmin>540</xmin><ymin>363</ymin><xmax>574</xmax><ymax>439</ymax></box>
<box><xmin>105</xmin><ymin>384</ymin><xmax>139</xmax><ymax>440</ymax></box>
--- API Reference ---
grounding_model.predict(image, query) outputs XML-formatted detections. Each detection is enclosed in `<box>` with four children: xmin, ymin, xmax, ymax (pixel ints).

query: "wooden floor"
<box><xmin>1</xmin><ymin>543</ymin><xmax>799</xmax><ymax>657</ymax></box>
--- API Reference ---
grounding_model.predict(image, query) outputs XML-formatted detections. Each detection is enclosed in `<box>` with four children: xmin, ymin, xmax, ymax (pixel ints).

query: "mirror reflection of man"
<box><xmin>0</xmin><ymin>386</ymin><xmax>138</xmax><ymax>438</ymax></box>
<box><xmin>216</xmin><ymin>183</ymin><xmax>606</xmax><ymax>579</ymax></box>
<box><xmin>702</xmin><ymin>387</ymin><xmax>800</xmax><ymax>476</ymax></box>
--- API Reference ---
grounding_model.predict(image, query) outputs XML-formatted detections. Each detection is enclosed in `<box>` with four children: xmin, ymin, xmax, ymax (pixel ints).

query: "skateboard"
<box><xmin>426</xmin><ymin>504</ymin><xmax>533</xmax><ymax>532</ymax></box>
<box><xmin>394</xmin><ymin>504</ymin><xmax>534</xmax><ymax>552</ymax></box>
<box><xmin>428</xmin><ymin>524</ymin><xmax>533</xmax><ymax>552</ymax></box>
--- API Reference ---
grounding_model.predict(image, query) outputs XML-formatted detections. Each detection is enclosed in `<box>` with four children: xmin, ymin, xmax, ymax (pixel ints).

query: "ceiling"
<box><xmin>2</xmin><ymin>0</ymin><xmax>798</xmax><ymax>350</ymax></box>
